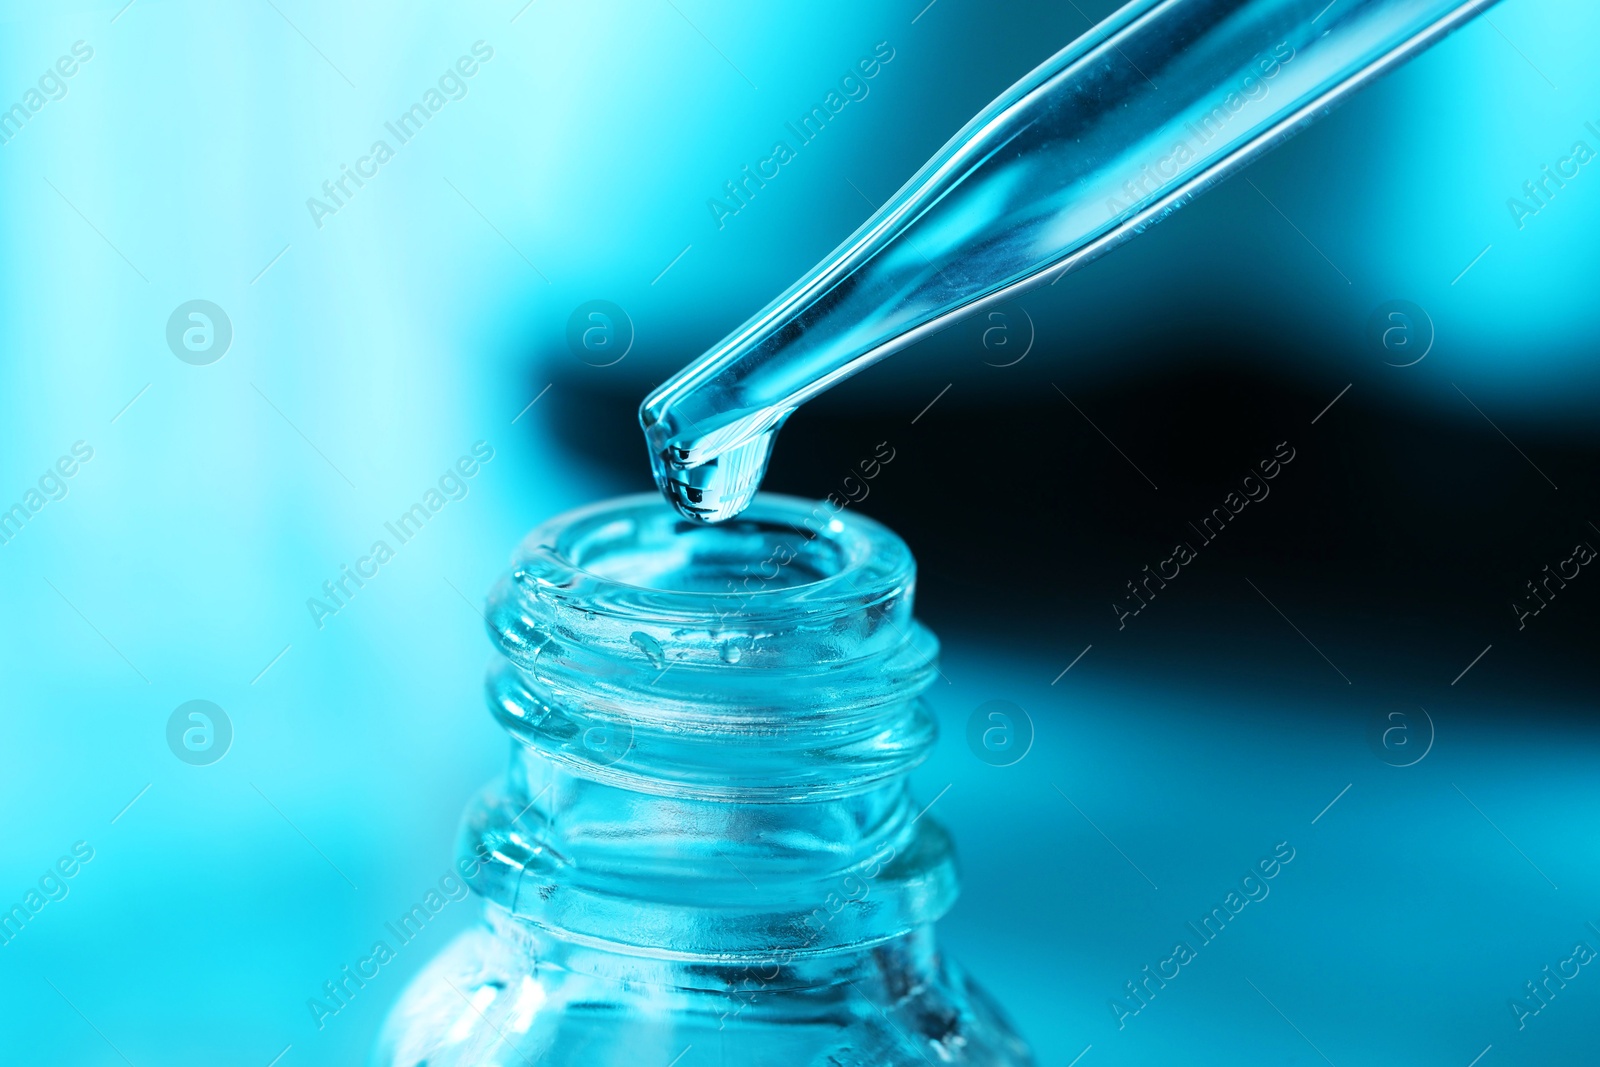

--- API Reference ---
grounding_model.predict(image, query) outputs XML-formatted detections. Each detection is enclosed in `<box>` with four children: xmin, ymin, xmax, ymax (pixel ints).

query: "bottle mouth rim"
<box><xmin>512</xmin><ymin>492</ymin><xmax>912</xmax><ymax>617</ymax></box>
<box><xmin>489</xmin><ymin>493</ymin><xmax>937</xmax><ymax>795</ymax></box>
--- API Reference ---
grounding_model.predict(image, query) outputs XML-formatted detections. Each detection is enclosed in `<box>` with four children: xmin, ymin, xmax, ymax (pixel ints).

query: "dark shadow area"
<box><xmin>534</xmin><ymin>337</ymin><xmax>1600</xmax><ymax>714</ymax></box>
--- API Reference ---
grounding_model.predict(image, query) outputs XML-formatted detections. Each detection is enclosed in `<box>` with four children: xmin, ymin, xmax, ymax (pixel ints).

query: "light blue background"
<box><xmin>0</xmin><ymin>1</ymin><xmax>1596</xmax><ymax>1064</ymax></box>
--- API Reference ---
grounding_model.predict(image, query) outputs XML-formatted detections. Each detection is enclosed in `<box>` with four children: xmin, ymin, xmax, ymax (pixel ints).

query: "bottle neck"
<box><xmin>462</xmin><ymin>732</ymin><xmax>956</xmax><ymax>962</ymax></box>
<box><xmin>460</xmin><ymin>495</ymin><xmax>959</xmax><ymax>964</ymax></box>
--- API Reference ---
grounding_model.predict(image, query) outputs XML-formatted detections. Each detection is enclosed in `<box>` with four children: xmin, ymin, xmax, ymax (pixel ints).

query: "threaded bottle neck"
<box><xmin>463</xmin><ymin>495</ymin><xmax>958</xmax><ymax>962</ymax></box>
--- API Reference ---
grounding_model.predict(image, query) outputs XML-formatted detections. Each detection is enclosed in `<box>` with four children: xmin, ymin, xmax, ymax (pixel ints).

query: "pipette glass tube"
<box><xmin>640</xmin><ymin>0</ymin><xmax>1500</xmax><ymax>522</ymax></box>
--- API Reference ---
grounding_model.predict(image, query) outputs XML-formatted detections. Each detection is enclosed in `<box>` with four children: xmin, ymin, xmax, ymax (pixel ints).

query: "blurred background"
<box><xmin>1</xmin><ymin>0</ymin><xmax>1597</xmax><ymax>1063</ymax></box>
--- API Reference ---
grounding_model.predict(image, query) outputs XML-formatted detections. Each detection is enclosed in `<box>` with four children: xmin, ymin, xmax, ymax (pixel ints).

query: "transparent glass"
<box><xmin>640</xmin><ymin>0</ymin><xmax>1500</xmax><ymax>522</ymax></box>
<box><xmin>373</xmin><ymin>494</ymin><xmax>1032</xmax><ymax>1066</ymax></box>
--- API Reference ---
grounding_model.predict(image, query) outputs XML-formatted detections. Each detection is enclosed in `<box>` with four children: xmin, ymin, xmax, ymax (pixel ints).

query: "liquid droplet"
<box><xmin>719</xmin><ymin>641</ymin><xmax>743</xmax><ymax>664</ymax></box>
<box><xmin>651</xmin><ymin>431</ymin><xmax>779</xmax><ymax>524</ymax></box>
<box><xmin>630</xmin><ymin>631</ymin><xmax>666</xmax><ymax>669</ymax></box>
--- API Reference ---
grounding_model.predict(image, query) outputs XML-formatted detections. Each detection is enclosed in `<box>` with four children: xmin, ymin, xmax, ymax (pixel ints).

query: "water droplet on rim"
<box><xmin>630</xmin><ymin>631</ymin><xmax>666</xmax><ymax>669</ymax></box>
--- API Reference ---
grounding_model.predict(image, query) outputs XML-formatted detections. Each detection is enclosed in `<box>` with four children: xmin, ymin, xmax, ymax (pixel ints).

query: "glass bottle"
<box><xmin>374</xmin><ymin>493</ymin><xmax>1033</xmax><ymax>1066</ymax></box>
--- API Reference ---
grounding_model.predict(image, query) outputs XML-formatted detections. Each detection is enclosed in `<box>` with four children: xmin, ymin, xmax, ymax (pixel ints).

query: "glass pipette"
<box><xmin>640</xmin><ymin>0</ymin><xmax>1502</xmax><ymax>522</ymax></box>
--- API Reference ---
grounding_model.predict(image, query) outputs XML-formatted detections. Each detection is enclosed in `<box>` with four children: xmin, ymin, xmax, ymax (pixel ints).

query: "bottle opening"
<box><xmin>513</xmin><ymin>494</ymin><xmax>911</xmax><ymax>628</ymax></box>
<box><xmin>568</xmin><ymin>511</ymin><xmax>847</xmax><ymax>593</ymax></box>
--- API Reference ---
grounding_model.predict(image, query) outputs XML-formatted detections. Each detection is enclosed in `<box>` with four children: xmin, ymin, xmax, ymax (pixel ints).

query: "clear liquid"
<box><xmin>648</xmin><ymin>426</ymin><xmax>780</xmax><ymax>524</ymax></box>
